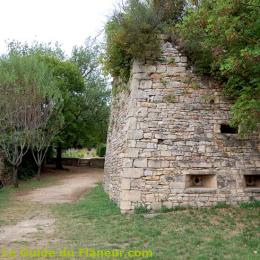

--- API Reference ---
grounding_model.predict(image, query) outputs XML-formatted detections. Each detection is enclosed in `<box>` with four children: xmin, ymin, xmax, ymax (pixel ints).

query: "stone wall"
<box><xmin>104</xmin><ymin>92</ymin><xmax>130</xmax><ymax>203</ymax></box>
<box><xmin>49</xmin><ymin>157</ymin><xmax>105</xmax><ymax>168</ymax></box>
<box><xmin>104</xmin><ymin>41</ymin><xmax>260</xmax><ymax>213</ymax></box>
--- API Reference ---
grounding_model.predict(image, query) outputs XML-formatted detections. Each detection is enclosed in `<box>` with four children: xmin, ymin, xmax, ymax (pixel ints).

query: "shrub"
<box><xmin>177</xmin><ymin>0</ymin><xmax>260</xmax><ymax>134</ymax></box>
<box><xmin>103</xmin><ymin>0</ymin><xmax>185</xmax><ymax>84</ymax></box>
<box><xmin>134</xmin><ymin>204</ymin><xmax>151</xmax><ymax>214</ymax></box>
<box><xmin>96</xmin><ymin>144</ymin><xmax>106</xmax><ymax>157</ymax></box>
<box><xmin>62</xmin><ymin>149</ymin><xmax>86</xmax><ymax>159</ymax></box>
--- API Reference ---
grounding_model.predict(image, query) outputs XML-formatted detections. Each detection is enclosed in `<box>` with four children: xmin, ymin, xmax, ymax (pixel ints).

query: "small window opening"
<box><xmin>186</xmin><ymin>174</ymin><xmax>217</xmax><ymax>189</ymax></box>
<box><xmin>158</xmin><ymin>139</ymin><xmax>164</xmax><ymax>144</ymax></box>
<box><xmin>220</xmin><ymin>124</ymin><xmax>238</xmax><ymax>134</ymax></box>
<box><xmin>209</xmin><ymin>99</ymin><xmax>215</xmax><ymax>105</ymax></box>
<box><xmin>244</xmin><ymin>175</ymin><xmax>260</xmax><ymax>188</ymax></box>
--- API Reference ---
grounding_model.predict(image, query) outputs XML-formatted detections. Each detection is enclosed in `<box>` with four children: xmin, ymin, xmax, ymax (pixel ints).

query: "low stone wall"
<box><xmin>104</xmin><ymin>41</ymin><xmax>260</xmax><ymax>213</ymax></box>
<box><xmin>49</xmin><ymin>158</ymin><xmax>105</xmax><ymax>168</ymax></box>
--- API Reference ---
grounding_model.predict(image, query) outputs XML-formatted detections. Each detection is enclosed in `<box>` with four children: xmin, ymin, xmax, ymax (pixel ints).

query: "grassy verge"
<box><xmin>53</xmin><ymin>185</ymin><xmax>260</xmax><ymax>260</ymax></box>
<box><xmin>0</xmin><ymin>174</ymin><xmax>60</xmax><ymax>226</ymax></box>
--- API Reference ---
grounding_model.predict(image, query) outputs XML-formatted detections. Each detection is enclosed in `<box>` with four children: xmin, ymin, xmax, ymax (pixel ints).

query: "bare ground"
<box><xmin>0</xmin><ymin>166</ymin><xmax>103</xmax><ymax>251</ymax></box>
<box><xmin>16</xmin><ymin>166</ymin><xmax>104</xmax><ymax>204</ymax></box>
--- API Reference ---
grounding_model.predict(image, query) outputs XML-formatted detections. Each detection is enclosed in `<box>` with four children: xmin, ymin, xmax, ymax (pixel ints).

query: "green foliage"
<box><xmin>158</xmin><ymin>205</ymin><xmax>175</xmax><ymax>213</ymax></box>
<box><xmin>178</xmin><ymin>0</ymin><xmax>260</xmax><ymax>134</ymax></box>
<box><xmin>71</xmin><ymin>39</ymin><xmax>111</xmax><ymax>147</ymax></box>
<box><xmin>62</xmin><ymin>149</ymin><xmax>86</xmax><ymax>159</ymax></box>
<box><xmin>42</xmin><ymin>55</ymin><xmax>86</xmax><ymax>149</ymax></box>
<box><xmin>103</xmin><ymin>0</ymin><xmax>185</xmax><ymax>83</ymax></box>
<box><xmin>18</xmin><ymin>156</ymin><xmax>37</xmax><ymax>180</ymax></box>
<box><xmin>240</xmin><ymin>199</ymin><xmax>260</xmax><ymax>209</ymax></box>
<box><xmin>134</xmin><ymin>204</ymin><xmax>151</xmax><ymax>214</ymax></box>
<box><xmin>96</xmin><ymin>143</ymin><xmax>106</xmax><ymax>157</ymax></box>
<box><xmin>0</xmin><ymin>52</ymin><xmax>62</xmax><ymax>183</ymax></box>
<box><xmin>213</xmin><ymin>202</ymin><xmax>231</xmax><ymax>209</ymax></box>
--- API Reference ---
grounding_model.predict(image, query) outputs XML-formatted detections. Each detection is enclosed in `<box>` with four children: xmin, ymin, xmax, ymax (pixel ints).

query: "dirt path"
<box><xmin>17</xmin><ymin>166</ymin><xmax>104</xmax><ymax>204</ymax></box>
<box><xmin>0</xmin><ymin>166</ymin><xmax>103</xmax><ymax>251</ymax></box>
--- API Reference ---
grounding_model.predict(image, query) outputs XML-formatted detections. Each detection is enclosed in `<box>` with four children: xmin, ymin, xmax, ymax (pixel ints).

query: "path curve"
<box><xmin>17</xmin><ymin>166</ymin><xmax>104</xmax><ymax>204</ymax></box>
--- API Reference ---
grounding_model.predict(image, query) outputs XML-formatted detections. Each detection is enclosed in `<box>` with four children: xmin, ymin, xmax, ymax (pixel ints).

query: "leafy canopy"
<box><xmin>178</xmin><ymin>0</ymin><xmax>260</xmax><ymax>133</ymax></box>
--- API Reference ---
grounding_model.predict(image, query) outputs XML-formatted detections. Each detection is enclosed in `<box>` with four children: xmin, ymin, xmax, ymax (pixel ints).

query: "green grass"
<box><xmin>53</xmin><ymin>185</ymin><xmax>260</xmax><ymax>260</ymax></box>
<box><xmin>0</xmin><ymin>186</ymin><xmax>12</xmax><ymax>211</ymax></box>
<box><xmin>0</xmin><ymin>174</ymin><xmax>59</xmax><ymax>219</ymax></box>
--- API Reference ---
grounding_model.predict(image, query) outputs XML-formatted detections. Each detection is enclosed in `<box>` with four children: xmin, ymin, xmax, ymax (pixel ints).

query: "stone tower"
<box><xmin>104</xmin><ymin>41</ymin><xmax>260</xmax><ymax>213</ymax></box>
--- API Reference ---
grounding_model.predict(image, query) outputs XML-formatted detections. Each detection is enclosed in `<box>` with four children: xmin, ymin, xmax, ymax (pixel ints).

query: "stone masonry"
<box><xmin>104</xmin><ymin>41</ymin><xmax>260</xmax><ymax>213</ymax></box>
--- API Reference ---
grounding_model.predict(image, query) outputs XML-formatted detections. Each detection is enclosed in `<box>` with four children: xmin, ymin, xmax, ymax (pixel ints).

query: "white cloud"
<box><xmin>0</xmin><ymin>0</ymin><xmax>117</xmax><ymax>55</ymax></box>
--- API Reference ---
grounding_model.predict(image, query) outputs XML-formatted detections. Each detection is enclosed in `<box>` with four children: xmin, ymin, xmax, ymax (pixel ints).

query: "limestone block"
<box><xmin>171</xmin><ymin>182</ymin><xmax>185</xmax><ymax>189</ymax></box>
<box><xmin>128</xmin><ymin>130</ymin><xmax>143</xmax><ymax>140</ymax></box>
<box><xmin>147</xmin><ymin>143</ymin><xmax>157</xmax><ymax>149</ymax></box>
<box><xmin>134</xmin><ymin>158</ymin><xmax>148</xmax><ymax>168</ymax></box>
<box><xmin>144</xmin><ymin>169</ymin><xmax>153</xmax><ymax>176</ymax></box>
<box><xmin>128</xmin><ymin>117</ymin><xmax>137</xmax><ymax>130</ymax></box>
<box><xmin>167</xmin><ymin>66</ymin><xmax>186</xmax><ymax>74</ymax></box>
<box><xmin>157</xmin><ymin>65</ymin><xmax>167</xmax><ymax>73</ymax></box>
<box><xmin>144</xmin><ymin>133</ymin><xmax>153</xmax><ymax>139</ymax></box>
<box><xmin>161</xmin><ymin>161</ymin><xmax>170</xmax><ymax>168</ymax></box>
<box><xmin>148</xmin><ymin>160</ymin><xmax>161</xmax><ymax>168</ymax></box>
<box><xmin>128</xmin><ymin>140</ymin><xmax>136</xmax><ymax>148</ymax></box>
<box><xmin>125</xmin><ymin>148</ymin><xmax>139</xmax><ymax>158</ymax></box>
<box><xmin>120</xmin><ymin>200</ymin><xmax>132</xmax><ymax>210</ymax></box>
<box><xmin>121</xmin><ymin>190</ymin><xmax>141</xmax><ymax>202</ymax></box>
<box><xmin>198</xmin><ymin>145</ymin><xmax>206</xmax><ymax>153</ymax></box>
<box><xmin>132</xmin><ymin>61</ymin><xmax>144</xmax><ymax>73</ymax></box>
<box><xmin>123</xmin><ymin>168</ymin><xmax>144</xmax><ymax>178</ymax></box>
<box><xmin>123</xmin><ymin>158</ymin><xmax>133</xmax><ymax>168</ymax></box>
<box><xmin>121</xmin><ymin>178</ymin><xmax>131</xmax><ymax>190</ymax></box>
<box><xmin>145</xmin><ymin>66</ymin><xmax>156</xmax><ymax>73</ymax></box>
<box><xmin>145</xmin><ymin>193</ymin><xmax>155</xmax><ymax>202</ymax></box>
<box><xmin>140</xmin><ymin>80</ymin><xmax>153</xmax><ymax>90</ymax></box>
<box><xmin>161</xmin><ymin>151</ymin><xmax>172</xmax><ymax>157</ymax></box>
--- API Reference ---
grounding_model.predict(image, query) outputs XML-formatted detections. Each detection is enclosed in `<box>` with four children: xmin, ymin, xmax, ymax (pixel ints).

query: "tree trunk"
<box><xmin>13</xmin><ymin>166</ymin><xmax>18</xmax><ymax>188</ymax></box>
<box><xmin>42</xmin><ymin>157</ymin><xmax>47</xmax><ymax>172</ymax></box>
<box><xmin>56</xmin><ymin>146</ymin><xmax>63</xmax><ymax>170</ymax></box>
<box><xmin>36</xmin><ymin>166</ymin><xmax>41</xmax><ymax>181</ymax></box>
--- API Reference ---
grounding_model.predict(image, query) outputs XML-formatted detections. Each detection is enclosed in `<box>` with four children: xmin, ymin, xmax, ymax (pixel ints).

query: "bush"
<box><xmin>177</xmin><ymin>0</ymin><xmax>260</xmax><ymax>134</ymax></box>
<box><xmin>63</xmin><ymin>149</ymin><xmax>86</xmax><ymax>159</ymax></box>
<box><xmin>103</xmin><ymin>0</ymin><xmax>185</xmax><ymax>84</ymax></box>
<box><xmin>18</xmin><ymin>152</ymin><xmax>37</xmax><ymax>180</ymax></box>
<box><xmin>134</xmin><ymin>204</ymin><xmax>151</xmax><ymax>214</ymax></box>
<box><xmin>96</xmin><ymin>144</ymin><xmax>106</xmax><ymax>157</ymax></box>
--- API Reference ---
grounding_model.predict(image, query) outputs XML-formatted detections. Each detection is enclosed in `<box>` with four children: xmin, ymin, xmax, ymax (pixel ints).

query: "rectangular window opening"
<box><xmin>220</xmin><ymin>124</ymin><xmax>238</xmax><ymax>134</ymax></box>
<box><xmin>185</xmin><ymin>174</ymin><xmax>217</xmax><ymax>189</ymax></box>
<box><xmin>244</xmin><ymin>175</ymin><xmax>260</xmax><ymax>188</ymax></box>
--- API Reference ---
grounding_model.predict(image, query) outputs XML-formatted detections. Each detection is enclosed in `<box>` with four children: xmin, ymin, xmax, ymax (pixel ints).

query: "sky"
<box><xmin>0</xmin><ymin>0</ymin><xmax>118</xmax><ymax>55</ymax></box>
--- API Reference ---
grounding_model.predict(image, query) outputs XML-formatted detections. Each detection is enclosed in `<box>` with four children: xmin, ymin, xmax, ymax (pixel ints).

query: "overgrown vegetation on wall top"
<box><xmin>104</xmin><ymin>0</ymin><xmax>260</xmax><ymax>134</ymax></box>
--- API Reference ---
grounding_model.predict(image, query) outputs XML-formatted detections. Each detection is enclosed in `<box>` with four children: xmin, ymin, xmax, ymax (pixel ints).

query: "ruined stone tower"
<box><xmin>104</xmin><ymin>41</ymin><xmax>260</xmax><ymax>213</ymax></box>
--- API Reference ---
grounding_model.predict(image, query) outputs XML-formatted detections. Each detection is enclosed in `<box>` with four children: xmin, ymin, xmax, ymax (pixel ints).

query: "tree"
<box><xmin>0</xmin><ymin>54</ymin><xmax>60</xmax><ymax>187</ymax></box>
<box><xmin>42</xmin><ymin>56</ymin><xmax>86</xmax><ymax>169</ymax></box>
<box><xmin>178</xmin><ymin>0</ymin><xmax>260</xmax><ymax>134</ymax></box>
<box><xmin>71</xmin><ymin>39</ymin><xmax>111</xmax><ymax>147</ymax></box>
<box><xmin>31</xmin><ymin>106</ymin><xmax>62</xmax><ymax>180</ymax></box>
<box><xmin>3</xmin><ymin>40</ymin><xmax>110</xmax><ymax>170</ymax></box>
